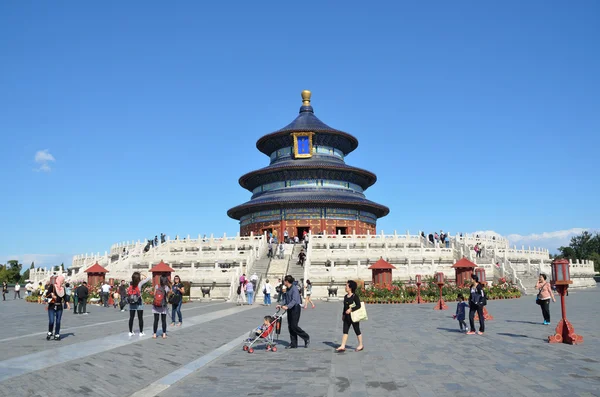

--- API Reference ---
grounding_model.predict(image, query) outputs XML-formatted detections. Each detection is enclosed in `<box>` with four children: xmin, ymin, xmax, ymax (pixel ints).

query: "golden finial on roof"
<box><xmin>301</xmin><ymin>90</ymin><xmax>311</xmax><ymax>106</ymax></box>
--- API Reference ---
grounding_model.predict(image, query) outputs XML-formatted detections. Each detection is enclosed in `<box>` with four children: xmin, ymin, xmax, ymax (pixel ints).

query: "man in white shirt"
<box><xmin>100</xmin><ymin>282</ymin><xmax>111</xmax><ymax>307</ymax></box>
<box><xmin>25</xmin><ymin>281</ymin><xmax>34</xmax><ymax>297</ymax></box>
<box><xmin>14</xmin><ymin>283</ymin><xmax>21</xmax><ymax>299</ymax></box>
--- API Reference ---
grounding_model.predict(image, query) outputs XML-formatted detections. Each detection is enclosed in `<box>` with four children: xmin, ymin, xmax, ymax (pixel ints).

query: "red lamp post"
<box><xmin>474</xmin><ymin>268</ymin><xmax>493</xmax><ymax>320</ymax></box>
<box><xmin>415</xmin><ymin>274</ymin><xmax>422</xmax><ymax>304</ymax></box>
<box><xmin>433</xmin><ymin>272</ymin><xmax>448</xmax><ymax>310</ymax></box>
<box><xmin>548</xmin><ymin>259</ymin><xmax>583</xmax><ymax>345</ymax></box>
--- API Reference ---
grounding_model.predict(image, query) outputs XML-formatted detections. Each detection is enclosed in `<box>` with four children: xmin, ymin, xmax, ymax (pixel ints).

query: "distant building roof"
<box><xmin>149</xmin><ymin>260</ymin><xmax>174</xmax><ymax>273</ymax></box>
<box><xmin>85</xmin><ymin>262</ymin><xmax>108</xmax><ymax>273</ymax></box>
<box><xmin>452</xmin><ymin>258</ymin><xmax>477</xmax><ymax>269</ymax></box>
<box><xmin>368</xmin><ymin>257</ymin><xmax>397</xmax><ymax>270</ymax></box>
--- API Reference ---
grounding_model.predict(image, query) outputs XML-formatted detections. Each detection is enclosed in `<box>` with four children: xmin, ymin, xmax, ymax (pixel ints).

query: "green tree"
<box><xmin>5</xmin><ymin>260</ymin><xmax>23</xmax><ymax>283</ymax></box>
<box><xmin>557</xmin><ymin>231</ymin><xmax>600</xmax><ymax>273</ymax></box>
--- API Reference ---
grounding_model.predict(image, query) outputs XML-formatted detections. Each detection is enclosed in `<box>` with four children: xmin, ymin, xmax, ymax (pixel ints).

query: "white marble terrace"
<box><xmin>30</xmin><ymin>231</ymin><xmax>596</xmax><ymax>300</ymax></box>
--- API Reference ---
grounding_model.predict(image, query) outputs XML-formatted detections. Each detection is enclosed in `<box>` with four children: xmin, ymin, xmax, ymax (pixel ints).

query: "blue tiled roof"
<box><xmin>227</xmin><ymin>190</ymin><xmax>390</xmax><ymax>220</ymax></box>
<box><xmin>238</xmin><ymin>159</ymin><xmax>377</xmax><ymax>191</ymax></box>
<box><xmin>256</xmin><ymin>105</ymin><xmax>359</xmax><ymax>156</ymax></box>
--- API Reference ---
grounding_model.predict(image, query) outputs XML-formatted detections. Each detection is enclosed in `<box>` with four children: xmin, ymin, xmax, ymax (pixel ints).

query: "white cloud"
<box><xmin>34</xmin><ymin>149</ymin><xmax>55</xmax><ymax>172</ymax></box>
<box><xmin>471</xmin><ymin>228</ymin><xmax>597</xmax><ymax>252</ymax></box>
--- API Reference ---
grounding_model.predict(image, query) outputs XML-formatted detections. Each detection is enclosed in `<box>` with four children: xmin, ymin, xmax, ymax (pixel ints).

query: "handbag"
<box><xmin>350</xmin><ymin>303</ymin><xmax>368</xmax><ymax>322</ymax></box>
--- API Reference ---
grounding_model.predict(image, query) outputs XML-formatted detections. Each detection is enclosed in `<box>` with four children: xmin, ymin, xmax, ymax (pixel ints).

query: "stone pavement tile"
<box><xmin>0</xmin><ymin>304</ymin><xmax>269</xmax><ymax>397</ymax></box>
<box><xmin>1</xmin><ymin>287</ymin><xmax>599</xmax><ymax>396</ymax></box>
<box><xmin>0</xmin><ymin>301</ymin><xmax>231</xmax><ymax>360</ymax></box>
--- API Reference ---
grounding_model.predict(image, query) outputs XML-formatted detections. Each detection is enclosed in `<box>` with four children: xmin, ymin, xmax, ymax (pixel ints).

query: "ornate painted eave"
<box><xmin>238</xmin><ymin>160</ymin><xmax>377</xmax><ymax>191</ymax></box>
<box><xmin>227</xmin><ymin>191</ymin><xmax>390</xmax><ymax>220</ymax></box>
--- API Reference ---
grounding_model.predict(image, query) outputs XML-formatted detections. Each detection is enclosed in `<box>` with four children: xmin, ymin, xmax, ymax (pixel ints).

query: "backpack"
<box><xmin>127</xmin><ymin>286</ymin><xmax>141</xmax><ymax>305</ymax></box>
<box><xmin>153</xmin><ymin>287</ymin><xmax>167</xmax><ymax>308</ymax></box>
<box><xmin>237</xmin><ymin>285</ymin><xmax>242</xmax><ymax>295</ymax></box>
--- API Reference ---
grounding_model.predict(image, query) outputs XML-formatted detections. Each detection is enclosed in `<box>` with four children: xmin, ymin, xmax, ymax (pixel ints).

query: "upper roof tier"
<box><xmin>256</xmin><ymin>90</ymin><xmax>359</xmax><ymax>156</ymax></box>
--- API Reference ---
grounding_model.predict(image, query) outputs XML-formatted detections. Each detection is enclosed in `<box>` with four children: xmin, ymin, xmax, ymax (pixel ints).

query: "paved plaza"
<box><xmin>0</xmin><ymin>287</ymin><xmax>599</xmax><ymax>397</ymax></box>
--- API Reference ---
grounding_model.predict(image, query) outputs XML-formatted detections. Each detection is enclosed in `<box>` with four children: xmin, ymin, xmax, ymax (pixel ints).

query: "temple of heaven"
<box><xmin>227</xmin><ymin>90</ymin><xmax>389</xmax><ymax>238</ymax></box>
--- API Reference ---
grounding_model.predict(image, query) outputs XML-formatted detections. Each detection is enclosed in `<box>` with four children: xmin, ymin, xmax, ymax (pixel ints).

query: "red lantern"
<box><xmin>435</xmin><ymin>272</ymin><xmax>444</xmax><ymax>284</ymax></box>
<box><xmin>552</xmin><ymin>259</ymin><xmax>571</xmax><ymax>285</ymax></box>
<box><xmin>433</xmin><ymin>272</ymin><xmax>448</xmax><ymax>310</ymax></box>
<box><xmin>548</xmin><ymin>259</ymin><xmax>582</xmax><ymax>345</ymax></box>
<box><xmin>475</xmin><ymin>268</ymin><xmax>486</xmax><ymax>284</ymax></box>
<box><xmin>415</xmin><ymin>274</ymin><xmax>422</xmax><ymax>284</ymax></box>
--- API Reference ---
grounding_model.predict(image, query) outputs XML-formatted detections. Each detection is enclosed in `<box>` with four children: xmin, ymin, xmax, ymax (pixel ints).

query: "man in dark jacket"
<box><xmin>76</xmin><ymin>282</ymin><xmax>89</xmax><ymax>315</ymax></box>
<box><xmin>277</xmin><ymin>275</ymin><xmax>310</xmax><ymax>349</ymax></box>
<box><xmin>118</xmin><ymin>280</ymin><xmax>128</xmax><ymax>311</ymax></box>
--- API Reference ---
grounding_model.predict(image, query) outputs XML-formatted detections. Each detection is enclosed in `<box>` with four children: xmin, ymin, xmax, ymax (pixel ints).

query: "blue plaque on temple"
<box><xmin>292</xmin><ymin>132</ymin><xmax>314</xmax><ymax>158</ymax></box>
<box><xmin>298</xmin><ymin>136</ymin><xmax>310</xmax><ymax>154</ymax></box>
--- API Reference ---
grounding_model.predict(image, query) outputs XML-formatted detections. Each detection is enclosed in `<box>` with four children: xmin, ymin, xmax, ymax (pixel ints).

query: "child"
<box><xmin>248</xmin><ymin>316</ymin><xmax>274</xmax><ymax>340</ymax></box>
<box><xmin>453</xmin><ymin>294</ymin><xmax>469</xmax><ymax>332</ymax></box>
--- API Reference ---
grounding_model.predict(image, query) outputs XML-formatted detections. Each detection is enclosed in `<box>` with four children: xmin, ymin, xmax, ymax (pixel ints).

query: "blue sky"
<box><xmin>1</xmin><ymin>1</ymin><xmax>598</xmax><ymax>267</ymax></box>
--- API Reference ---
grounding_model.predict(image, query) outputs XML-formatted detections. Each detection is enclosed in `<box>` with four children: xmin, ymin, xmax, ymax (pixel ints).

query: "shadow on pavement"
<box><xmin>505</xmin><ymin>320</ymin><xmax>540</xmax><ymax>325</ymax></box>
<box><xmin>436</xmin><ymin>327</ymin><xmax>464</xmax><ymax>333</ymax></box>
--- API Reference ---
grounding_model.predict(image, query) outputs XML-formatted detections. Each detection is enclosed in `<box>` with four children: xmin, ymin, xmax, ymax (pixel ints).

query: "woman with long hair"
<box><xmin>153</xmin><ymin>275</ymin><xmax>171</xmax><ymax>339</ymax></box>
<box><xmin>127</xmin><ymin>272</ymin><xmax>151</xmax><ymax>337</ymax></box>
<box><xmin>170</xmin><ymin>275</ymin><xmax>184</xmax><ymax>326</ymax></box>
<box><xmin>303</xmin><ymin>280</ymin><xmax>315</xmax><ymax>309</ymax></box>
<box><xmin>336</xmin><ymin>280</ymin><xmax>364</xmax><ymax>352</ymax></box>
<box><xmin>46</xmin><ymin>275</ymin><xmax>66</xmax><ymax>341</ymax></box>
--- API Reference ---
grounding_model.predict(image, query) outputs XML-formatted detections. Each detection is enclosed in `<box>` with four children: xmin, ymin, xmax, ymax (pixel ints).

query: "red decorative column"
<box><xmin>415</xmin><ymin>274</ymin><xmax>422</xmax><ymax>304</ymax></box>
<box><xmin>548</xmin><ymin>259</ymin><xmax>583</xmax><ymax>345</ymax></box>
<box><xmin>433</xmin><ymin>272</ymin><xmax>448</xmax><ymax>310</ymax></box>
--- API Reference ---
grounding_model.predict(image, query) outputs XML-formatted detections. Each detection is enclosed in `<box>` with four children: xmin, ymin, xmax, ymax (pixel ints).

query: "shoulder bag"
<box><xmin>350</xmin><ymin>302</ymin><xmax>368</xmax><ymax>322</ymax></box>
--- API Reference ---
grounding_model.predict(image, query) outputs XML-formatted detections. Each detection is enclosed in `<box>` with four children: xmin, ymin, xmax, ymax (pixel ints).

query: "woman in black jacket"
<box><xmin>336</xmin><ymin>280</ymin><xmax>364</xmax><ymax>352</ymax></box>
<box><xmin>467</xmin><ymin>274</ymin><xmax>485</xmax><ymax>335</ymax></box>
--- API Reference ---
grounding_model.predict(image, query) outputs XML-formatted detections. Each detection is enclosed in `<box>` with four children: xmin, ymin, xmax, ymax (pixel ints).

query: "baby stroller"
<box><xmin>242</xmin><ymin>309</ymin><xmax>285</xmax><ymax>354</ymax></box>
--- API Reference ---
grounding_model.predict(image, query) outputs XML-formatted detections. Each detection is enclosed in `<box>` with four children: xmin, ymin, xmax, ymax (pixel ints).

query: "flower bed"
<box><xmin>357</xmin><ymin>276</ymin><xmax>521</xmax><ymax>304</ymax></box>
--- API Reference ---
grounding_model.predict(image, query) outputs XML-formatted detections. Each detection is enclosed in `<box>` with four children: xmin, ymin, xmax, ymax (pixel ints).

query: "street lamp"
<box><xmin>548</xmin><ymin>259</ymin><xmax>583</xmax><ymax>345</ymax></box>
<box><xmin>415</xmin><ymin>274</ymin><xmax>422</xmax><ymax>304</ymax></box>
<box><xmin>433</xmin><ymin>272</ymin><xmax>448</xmax><ymax>310</ymax></box>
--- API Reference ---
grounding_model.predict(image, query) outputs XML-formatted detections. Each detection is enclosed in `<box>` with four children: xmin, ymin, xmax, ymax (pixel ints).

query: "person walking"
<box><xmin>467</xmin><ymin>274</ymin><xmax>485</xmax><ymax>335</ymax></box>
<box><xmin>45</xmin><ymin>275</ymin><xmax>66</xmax><ymax>341</ymax></box>
<box><xmin>245</xmin><ymin>278</ymin><xmax>254</xmax><ymax>305</ymax></box>
<box><xmin>118</xmin><ymin>280</ymin><xmax>128</xmax><ymax>312</ymax></box>
<box><xmin>303</xmin><ymin>280</ymin><xmax>315</xmax><ymax>309</ymax></box>
<box><xmin>14</xmin><ymin>282</ymin><xmax>21</xmax><ymax>299</ymax></box>
<box><xmin>25</xmin><ymin>281</ymin><xmax>34</xmax><ymax>297</ymax></box>
<box><xmin>535</xmin><ymin>274</ymin><xmax>555</xmax><ymax>325</ymax></box>
<box><xmin>262</xmin><ymin>279</ymin><xmax>272</xmax><ymax>306</ymax></box>
<box><xmin>152</xmin><ymin>275</ymin><xmax>170</xmax><ymax>339</ymax></box>
<box><xmin>37</xmin><ymin>282</ymin><xmax>45</xmax><ymax>304</ymax></box>
<box><xmin>2</xmin><ymin>282</ymin><xmax>7</xmax><ymax>301</ymax></box>
<box><xmin>127</xmin><ymin>272</ymin><xmax>150</xmax><ymax>336</ymax></box>
<box><xmin>64</xmin><ymin>283</ymin><xmax>72</xmax><ymax>311</ymax></box>
<box><xmin>72</xmin><ymin>283</ymin><xmax>79</xmax><ymax>314</ymax></box>
<box><xmin>76</xmin><ymin>282</ymin><xmax>89</xmax><ymax>314</ymax></box>
<box><xmin>100</xmin><ymin>282</ymin><xmax>111</xmax><ymax>307</ymax></box>
<box><xmin>336</xmin><ymin>280</ymin><xmax>364</xmax><ymax>352</ymax></box>
<box><xmin>277</xmin><ymin>275</ymin><xmax>310</xmax><ymax>349</ymax></box>
<box><xmin>170</xmin><ymin>275</ymin><xmax>184</xmax><ymax>326</ymax></box>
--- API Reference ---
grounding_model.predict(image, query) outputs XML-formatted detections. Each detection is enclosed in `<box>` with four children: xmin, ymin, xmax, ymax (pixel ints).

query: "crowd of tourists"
<box><xmin>4</xmin><ymin>260</ymin><xmax>557</xmax><ymax>355</ymax></box>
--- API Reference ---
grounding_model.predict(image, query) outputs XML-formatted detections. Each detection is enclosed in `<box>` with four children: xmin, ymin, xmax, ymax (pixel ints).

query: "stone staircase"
<box><xmin>255</xmin><ymin>244</ymin><xmax>294</xmax><ymax>301</ymax></box>
<box><xmin>517</xmin><ymin>272</ymin><xmax>540</xmax><ymax>295</ymax></box>
<box><xmin>287</xmin><ymin>244</ymin><xmax>305</xmax><ymax>282</ymax></box>
<box><xmin>250</xmin><ymin>256</ymin><xmax>271</xmax><ymax>301</ymax></box>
